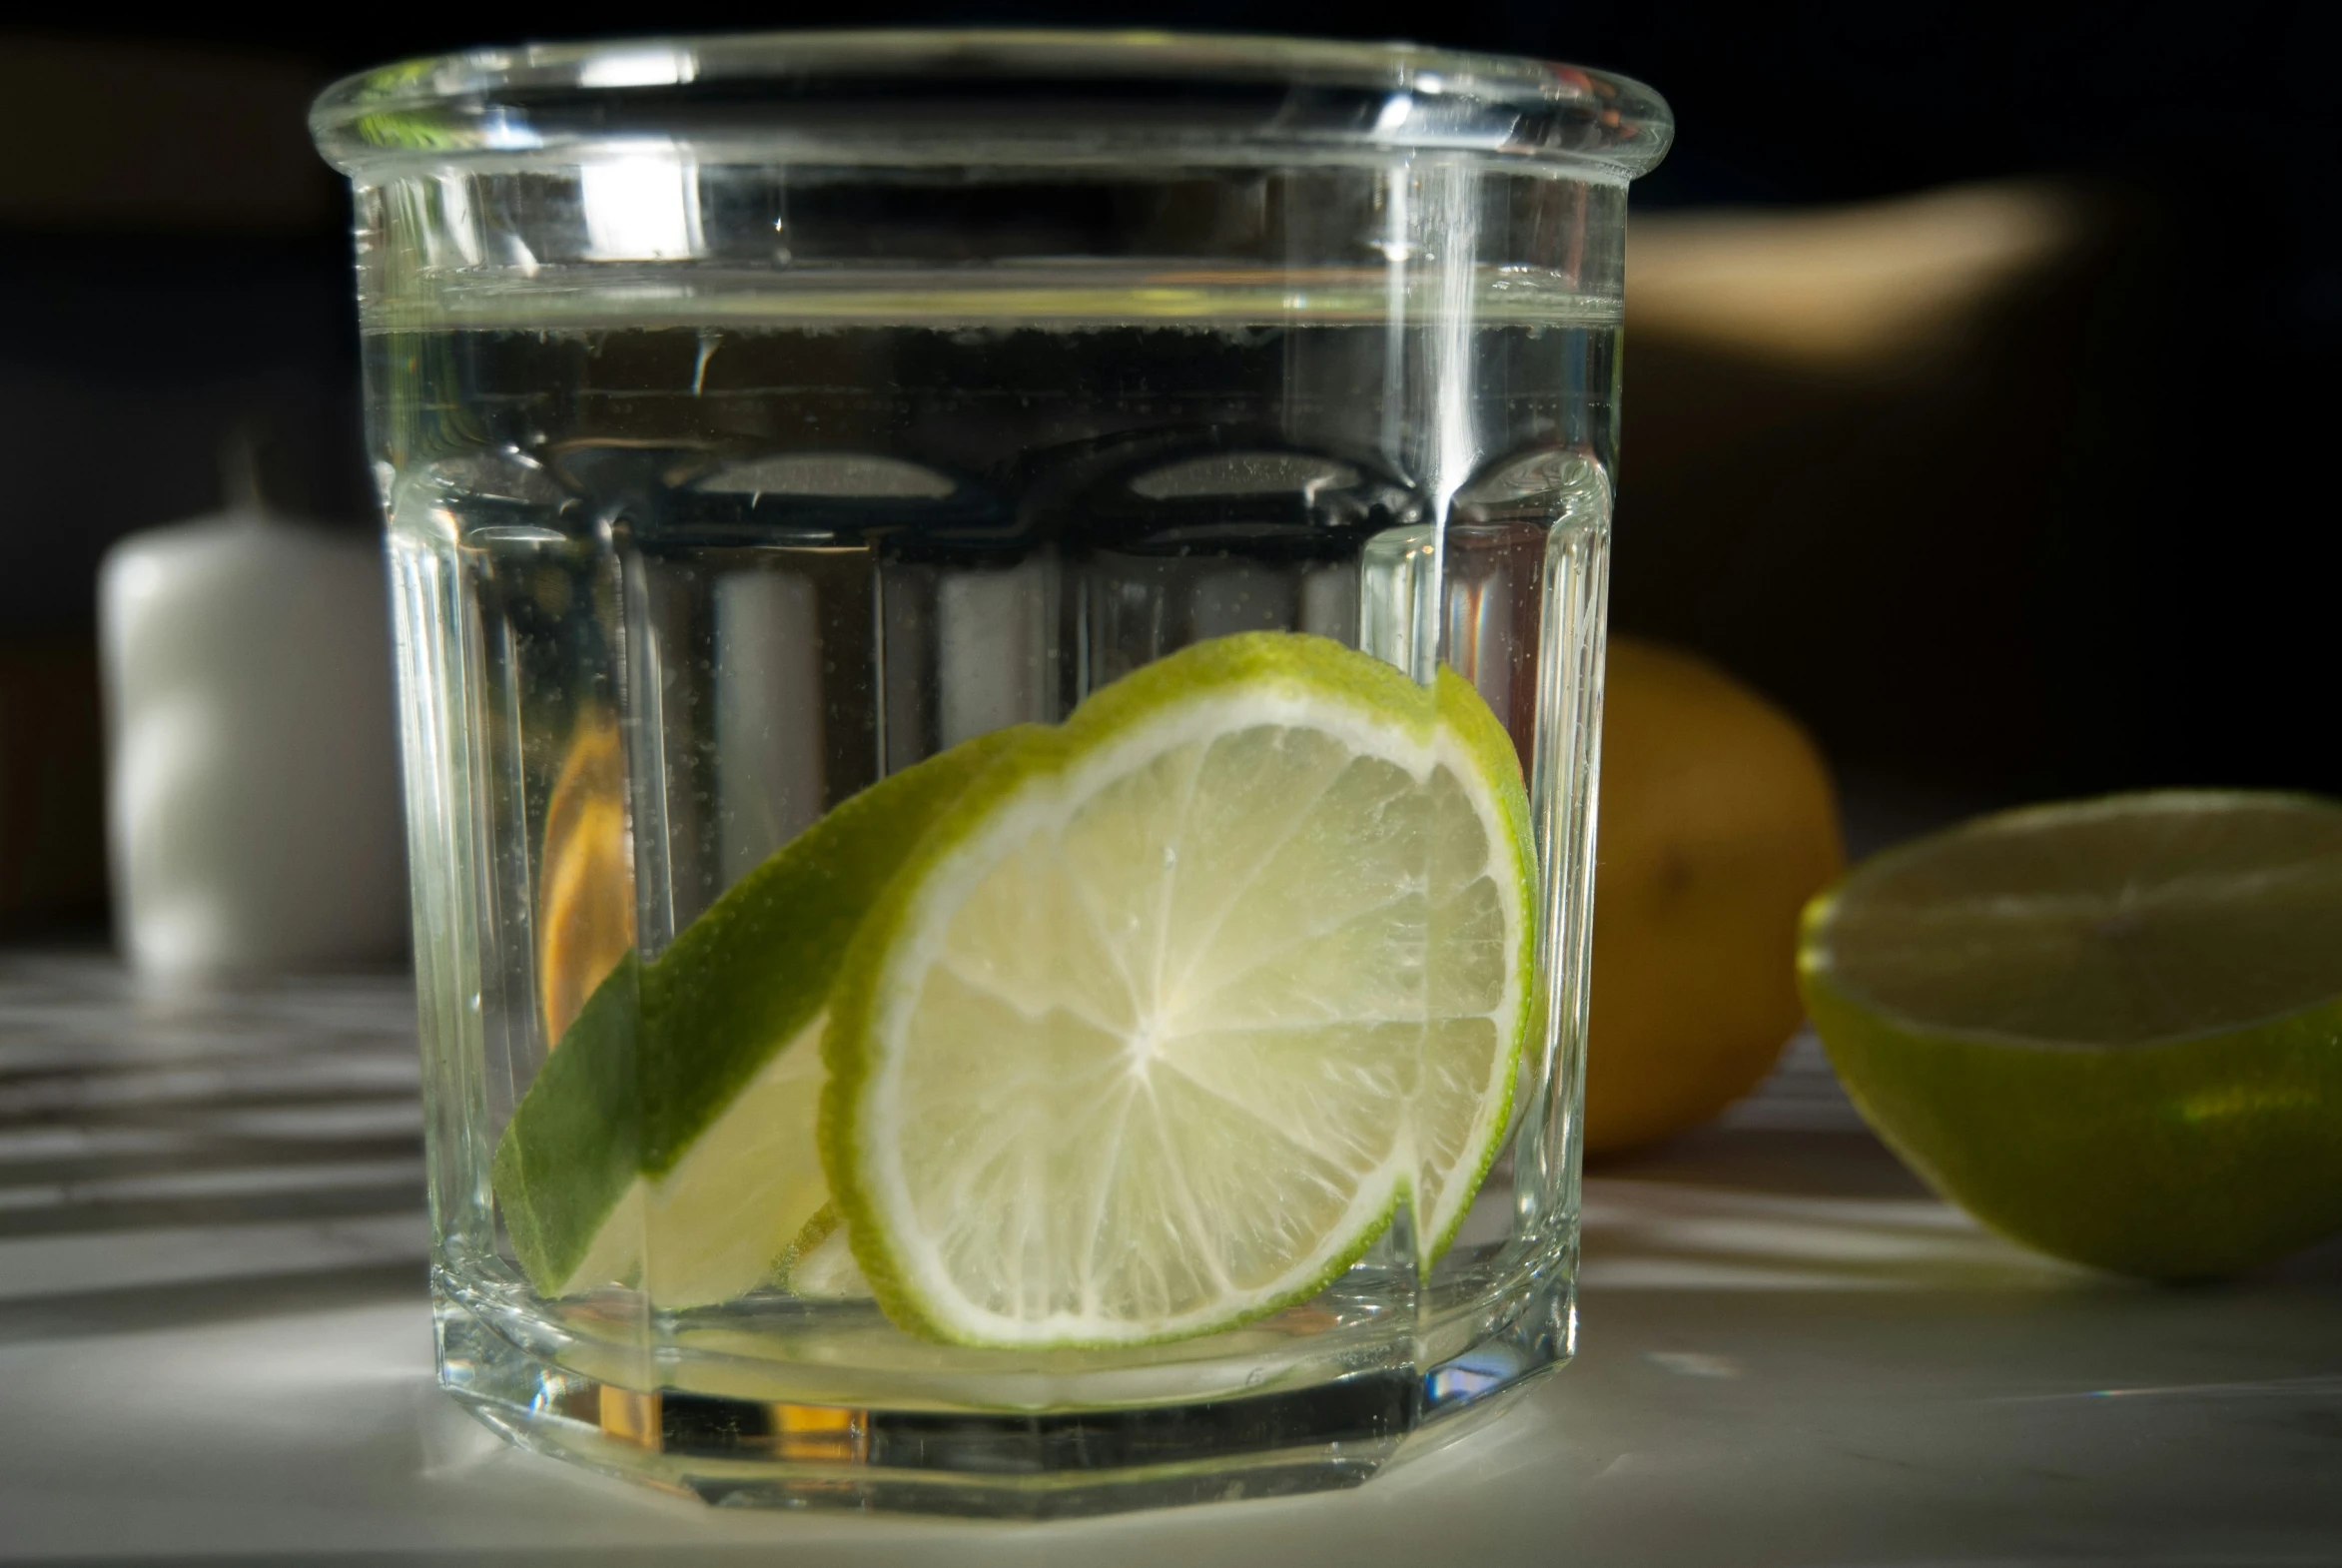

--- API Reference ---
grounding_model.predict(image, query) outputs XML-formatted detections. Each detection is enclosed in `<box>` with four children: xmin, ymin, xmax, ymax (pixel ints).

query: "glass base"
<box><xmin>433</xmin><ymin>1270</ymin><xmax>1574</xmax><ymax>1518</ymax></box>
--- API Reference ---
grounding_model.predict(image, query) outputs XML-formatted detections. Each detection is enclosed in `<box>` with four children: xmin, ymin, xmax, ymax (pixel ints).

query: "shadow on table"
<box><xmin>1584</xmin><ymin>1111</ymin><xmax>2342</xmax><ymax>1295</ymax></box>
<box><xmin>0</xmin><ymin>951</ymin><xmax>429</xmax><ymax>1339</ymax></box>
<box><xmin>1593</xmin><ymin>1122</ymin><xmax>1930</xmax><ymax>1200</ymax></box>
<box><xmin>0</xmin><ymin>1258</ymin><xmax>424</xmax><ymax>1343</ymax></box>
<box><xmin>1582</xmin><ymin>1129</ymin><xmax>2094</xmax><ymax>1295</ymax></box>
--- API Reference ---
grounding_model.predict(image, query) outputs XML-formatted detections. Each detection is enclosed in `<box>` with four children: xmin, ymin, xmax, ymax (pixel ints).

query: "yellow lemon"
<box><xmin>1585</xmin><ymin>638</ymin><xmax>1841</xmax><ymax>1154</ymax></box>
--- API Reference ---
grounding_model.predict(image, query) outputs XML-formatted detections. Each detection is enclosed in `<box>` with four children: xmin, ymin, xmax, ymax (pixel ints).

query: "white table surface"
<box><xmin>3</xmin><ymin>950</ymin><xmax>2338</xmax><ymax>1566</ymax></box>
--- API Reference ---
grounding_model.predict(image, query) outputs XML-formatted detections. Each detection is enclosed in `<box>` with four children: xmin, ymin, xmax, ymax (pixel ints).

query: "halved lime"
<box><xmin>1800</xmin><ymin>790</ymin><xmax>2342</xmax><ymax>1278</ymax></box>
<box><xmin>822</xmin><ymin>632</ymin><xmax>1534</xmax><ymax>1348</ymax></box>
<box><xmin>493</xmin><ymin>726</ymin><xmax>1031</xmax><ymax>1304</ymax></box>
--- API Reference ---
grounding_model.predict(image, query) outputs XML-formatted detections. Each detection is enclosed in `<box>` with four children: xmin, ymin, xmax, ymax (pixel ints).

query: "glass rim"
<box><xmin>312</xmin><ymin>28</ymin><xmax>1672</xmax><ymax>183</ymax></box>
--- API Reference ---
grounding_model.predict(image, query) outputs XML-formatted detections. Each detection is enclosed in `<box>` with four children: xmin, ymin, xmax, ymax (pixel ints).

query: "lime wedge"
<box><xmin>1800</xmin><ymin>790</ymin><xmax>2342</xmax><ymax>1278</ymax></box>
<box><xmin>822</xmin><ymin>632</ymin><xmax>1534</xmax><ymax>1348</ymax></box>
<box><xmin>493</xmin><ymin>726</ymin><xmax>1031</xmax><ymax>1304</ymax></box>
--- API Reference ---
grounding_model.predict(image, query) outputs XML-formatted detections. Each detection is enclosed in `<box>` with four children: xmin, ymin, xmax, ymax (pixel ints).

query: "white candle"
<box><xmin>98</xmin><ymin>509</ymin><xmax>404</xmax><ymax>977</ymax></box>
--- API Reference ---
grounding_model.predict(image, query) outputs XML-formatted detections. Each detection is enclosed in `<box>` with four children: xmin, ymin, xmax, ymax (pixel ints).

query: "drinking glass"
<box><xmin>312</xmin><ymin>31</ymin><xmax>1669</xmax><ymax>1515</ymax></box>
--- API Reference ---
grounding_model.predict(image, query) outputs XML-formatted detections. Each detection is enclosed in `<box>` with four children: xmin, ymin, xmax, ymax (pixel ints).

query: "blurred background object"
<box><xmin>96</xmin><ymin>436</ymin><xmax>403</xmax><ymax>978</ymax></box>
<box><xmin>0</xmin><ymin>33</ymin><xmax>371</xmax><ymax>941</ymax></box>
<box><xmin>1628</xmin><ymin>184</ymin><xmax>2083</xmax><ymax>374</ymax></box>
<box><xmin>1618</xmin><ymin>178</ymin><xmax>2127</xmax><ymax>806</ymax></box>
<box><xmin>0</xmin><ymin>1</ymin><xmax>2330</xmax><ymax>962</ymax></box>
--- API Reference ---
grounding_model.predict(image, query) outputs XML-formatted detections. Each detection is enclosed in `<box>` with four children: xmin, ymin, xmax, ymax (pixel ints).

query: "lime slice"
<box><xmin>493</xmin><ymin>726</ymin><xmax>1032</xmax><ymax>1304</ymax></box>
<box><xmin>1800</xmin><ymin>790</ymin><xmax>2342</xmax><ymax>1278</ymax></box>
<box><xmin>822</xmin><ymin>632</ymin><xmax>1534</xmax><ymax>1348</ymax></box>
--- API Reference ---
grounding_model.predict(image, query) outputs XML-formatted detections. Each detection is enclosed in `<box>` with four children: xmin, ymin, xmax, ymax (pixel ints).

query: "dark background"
<box><xmin>0</xmin><ymin>1</ymin><xmax>2332</xmax><ymax>927</ymax></box>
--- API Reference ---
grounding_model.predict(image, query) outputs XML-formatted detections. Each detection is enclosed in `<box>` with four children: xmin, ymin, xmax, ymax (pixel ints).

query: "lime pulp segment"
<box><xmin>1809</xmin><ymin>789</ymin><xmax>2342</xmax><ymax>1047</ymax></box>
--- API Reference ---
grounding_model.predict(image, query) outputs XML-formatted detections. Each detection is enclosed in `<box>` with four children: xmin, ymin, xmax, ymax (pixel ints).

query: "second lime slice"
<box><xmin>494</xmin><ymin>726</ymin><xmax>1031</xmax><ymax>1306</ymax></box>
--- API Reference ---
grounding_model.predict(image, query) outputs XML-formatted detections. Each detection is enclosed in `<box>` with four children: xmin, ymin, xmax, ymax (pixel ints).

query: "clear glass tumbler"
<box><xmin>313</xmin><ymin>31</ymin><xmax>1669</xmax><ymax>1515</ymax></box>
